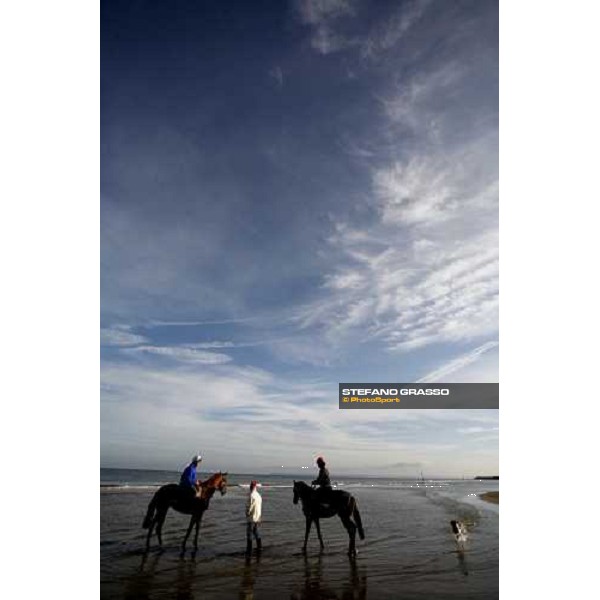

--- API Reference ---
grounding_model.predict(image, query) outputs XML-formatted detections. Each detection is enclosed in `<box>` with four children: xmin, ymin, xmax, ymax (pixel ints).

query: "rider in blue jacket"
<box><xmin>180</xmin><ymin>454</ymin><xmax>202</xmax><ymax>499</ymax></box>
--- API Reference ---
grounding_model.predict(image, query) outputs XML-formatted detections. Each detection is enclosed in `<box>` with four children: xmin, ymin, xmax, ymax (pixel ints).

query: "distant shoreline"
<box><xmin>100</xmin><ymin>467</ymin><xmax>490</xmax><ymax>481</ymax></box>
<box><xmin>480</xmin><ymin>491</ymin><xmax>499</xmax><ymax>504</ymax></box>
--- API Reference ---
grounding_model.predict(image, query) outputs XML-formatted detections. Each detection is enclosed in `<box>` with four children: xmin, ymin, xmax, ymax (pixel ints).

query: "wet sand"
<box><xmin>479</xmin><ymin>492</ymin><xmax>499</xmax><ymax>504</ymax></box>
<box><xmin>101</xmin><ymin>476</ymin><xmax>498</xmax><ymax>599</ymax></box>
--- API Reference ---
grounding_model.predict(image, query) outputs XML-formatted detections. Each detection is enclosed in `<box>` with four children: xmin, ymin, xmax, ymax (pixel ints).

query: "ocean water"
<box><xmin>101</xmin><ymin>469</ymin><xmax>498</xmax><ymax>599</ymax></box>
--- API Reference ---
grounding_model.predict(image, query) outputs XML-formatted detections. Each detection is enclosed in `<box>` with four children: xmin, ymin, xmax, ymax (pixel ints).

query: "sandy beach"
<box><xmin>480</xmin><ymin>492</ymin><xmax>499</xmax><ymax>504</ymax></box>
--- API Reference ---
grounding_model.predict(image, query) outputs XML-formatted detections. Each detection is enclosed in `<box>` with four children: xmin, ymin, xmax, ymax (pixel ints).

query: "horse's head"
<box><xmin>293</xmin><ymin>480</ymin><xmax>300</xmax><ymax>504</ymax></box>
<box><xmin>201</xmin><ymin>471</ymin><xmax>228</xmax><ymax>498</ymax></box>
<box><xmin>217</xmin><ymin>471</ymin><xmax>228</xmax><ymax>496</ymax></box>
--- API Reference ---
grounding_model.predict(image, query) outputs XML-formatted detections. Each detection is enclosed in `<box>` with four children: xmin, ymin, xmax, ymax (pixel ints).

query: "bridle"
<box><xmin>198</xmin><ymin>472</ymin><xmax>228</xmax><ymax>499</ymax></box>
<box><xmin>217</xmin><ymin>474</ymin><xmax>228</xmax><ymax>495</ymax></box>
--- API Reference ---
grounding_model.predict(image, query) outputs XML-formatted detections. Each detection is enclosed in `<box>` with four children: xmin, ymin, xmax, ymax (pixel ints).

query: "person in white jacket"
<box><xmin>245</xmin><ymin>480</ymin><xmax>262</xmax><ymax>555</ymax></box>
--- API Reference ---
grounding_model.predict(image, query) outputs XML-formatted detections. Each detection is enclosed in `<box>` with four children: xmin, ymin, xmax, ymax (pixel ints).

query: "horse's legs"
<box><xmin>155</xmin><ymin>508</ymin><xmax>168</xmax><ymax>548</ymax></box>
<box><xmin>145</xmin><ymin>517</ymin><xmax>156</xmax><ymax>551</ymax></box>
<box><xmin>193</xmin><ymin>513</ymin><xmax>203</xmax><ymax>551</ymax></box>
<box><xmin>341</xmin><ymin>514</ymin><xmax>357</xmax><ymax>557</ymax></box>
<box><xmin>315</xmin><ymin>518</ymin><xmax>324</xmax><ymax>550</ymax></box>
<box><xmin>303</xmin><ymin>517</ymin><xmax>313</xmax><ymax>553</ymax></box>
<box><xmin>181</xmin><ymin>516</ymin><xmax>195</xmax><ymax>554</ymax></box>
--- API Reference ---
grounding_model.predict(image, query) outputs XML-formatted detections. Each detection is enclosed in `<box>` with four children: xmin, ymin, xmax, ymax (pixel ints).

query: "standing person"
<box><xmin>179</xmin><ymin>454</ymin><xmax>202</xmax><ymax>501</ymax></box>
<box><xmin>245</xmin><ymin>480</ymin><xmax>262</xmax><ymax>556</ymax></box>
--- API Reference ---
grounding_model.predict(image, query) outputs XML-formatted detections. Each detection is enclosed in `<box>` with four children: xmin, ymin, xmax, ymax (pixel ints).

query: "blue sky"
<box><xmin>101</xmin><ymin>0</ymin><xmax>498</xmax><ymax>477</ymax></box>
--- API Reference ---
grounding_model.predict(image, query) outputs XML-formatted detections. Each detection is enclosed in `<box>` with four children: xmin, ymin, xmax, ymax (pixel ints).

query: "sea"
<box><xmin>101</xmin><ymin>468</ymin><xmax>498</xmax><ymax>599</ymax></box>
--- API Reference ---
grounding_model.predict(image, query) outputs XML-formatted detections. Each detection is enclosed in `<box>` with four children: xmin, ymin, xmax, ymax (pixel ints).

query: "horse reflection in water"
<box><xmin>123</xmin><ymin>551</ymin><xmax>162</xmax><ymax>600</ymax></box>
<box><xmin>291</xmin><ymin>554</ymin><xmax>367</xmax><ymax>600</ymax></box>
<box><xmin>174</xmin><ymin>556</ymin><xmax>198</xmax><ymax>600</ymax></box>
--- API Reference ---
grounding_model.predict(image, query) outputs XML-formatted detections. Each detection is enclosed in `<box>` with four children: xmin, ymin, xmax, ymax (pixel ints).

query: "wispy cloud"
<box><xmin>291</xmin><ymin>35</ymin><xmax>498</xmax><ymax>355</ymax></box>
<box><xmin>297</xmin><ymin>0</ymin><xmax>431</xmax><ymax>57</ymax></box>
<box><xmin>360</xmin><ymin>0</ymin><xmax>431</xmax><ymax>60</ymax></box>
<box><xmin>102</xmin><ymin>360</ymin><xmax>498</xmax><ymax>475</ymax></box>
<box><xmin>187</xmin><ymin>341</ymin><xmax>236</xmax><ymax>349</ymax></box>
<box><xmin>148</xmin><ymin>316</ymin><xmax>286</xmax><ymax>327</ymax></box>
<box><xmin>101</xmin><ymin>326</ymin><xmax>148</xmax><ymax>347</ymax></box>
<box><xmin>296</xmin><ymin>0</ymin><xmax>359</xmax><ymax>54</ymax></box>
<box><xmin>296</xmin><ymin>166</ymin><xmax>498</xmax><ymax>351</ymax></box>
<box><xmin>381</xmin><ymin>61</ymin><xmax>466</xmax><ymax>139</ymax></box>
<box><xmin>417</xmin><ymin>341</ymin><xmax>499</xmax><ymax>383</ymax></box>
<box><xmin>457</xmin><ymin>426</ymin><xmax>499</xmax><ymax>435</ymax></box>
<box><xmin>297</xmin><ymin>0</ymin><xmax>357</xmax><ymax>24</ymax></box>
<box><xmin>102</xmin><ymin>1</ymin><xmax>498</xmax><ymax>473</ymax></box>
<box><xmin>122</xmin><ymin>345</ymin><xmax>232</xmax><ymax>365</ymax></box>
<box><xmin>269</xmin><ymin>65</ymin><xmax>284</xmax><ymax>88</ymax></box>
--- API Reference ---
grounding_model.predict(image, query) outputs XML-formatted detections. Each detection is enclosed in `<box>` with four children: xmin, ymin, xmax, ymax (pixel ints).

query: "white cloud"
<box><xmin>269</xmin><ymin>65</ymin><xmax>284</xmax><ymax>88</ymax></box>
<box><xmin>381</xmin><ymin>61</ymin><xmax>466</xmax><ymax>138</ymax></box>
<box><xmin>360</xmin><ymin>0</ymin><xmax>431</xmax><ymax>59</ymax></box>
<box><xmin>101</xmin><ymin>326</ymin><xmax>148</xmax><ymax>347</ymax></box>
<box><xmin>187</xmin><ymin>341</ymin><xmax>236</xmax><ymax>349</ymax></box>
<box><xmin>122</xmin><ymin>345</ymin><xmax>232</xmax><ymax>365</ymax></box>
<box><xmin>101</xmin><ymin>360</ymin><xmax>498</xmax><ymax>475</ymax></box>
<box><xmin>458</xmin><ymin>426</ymin><xmax>499</xmax><ymax>435</ymax></box>
<box><xmin>417</xmin><ymin>341</ymin><xmax>499</xmax><ymax>383</ymax></box>
<box><xmin>298</xmin><ymin>203</ymin><xmax>498</xmax><ymax>351</ymax></box>
<box><xmin>310</xmin><ymin>25</ymin><xmax>354</xmax><ymax>54</ymax></box>
<box><xmin>292</xmin><ymin>49</ymin><xmax>498</xmax><ymax>355</ymax></box>
<box><xmin>297</xmin><ymin>0</ymin><xmax>431</xmax><ymax>57</ymax></box>
<box><xmin>296</xmin><ymin>0</ymin><xmax>359</xmax><ymax>54</ymax></box>
<box><xmin>149</xmin><ymin>316</ymin><xmax>274</xmax><ymax>327</ymax></box>
<box><xmin>297</xmin><ymin>0</ymin><xmax>357</xmax><ymax>25</ymax></box>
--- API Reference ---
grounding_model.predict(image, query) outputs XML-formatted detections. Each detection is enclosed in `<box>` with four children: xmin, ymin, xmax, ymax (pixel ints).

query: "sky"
<box><xmin>101</xmin><ymin>0</ymin><xmax>498</xmax><ymax>478</ymax></box>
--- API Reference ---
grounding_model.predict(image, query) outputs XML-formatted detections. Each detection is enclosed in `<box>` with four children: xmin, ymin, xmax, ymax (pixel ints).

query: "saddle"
<box><xmin>313</xmin><ymin>488</ymin><xmax>351</xmax><ymax>509</ymax></box>
<box><xmin>174</xmin><ymin>485</ymin><xmax>205</xmax><ymax>511</ymax></box>
<box><xmin>311</xmin><ymin>487</ymin><xmax>335</xmax><ymax>510</ymax></box>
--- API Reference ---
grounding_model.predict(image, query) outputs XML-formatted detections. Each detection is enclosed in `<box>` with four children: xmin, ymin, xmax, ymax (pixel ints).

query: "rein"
<box><xmin>295</xmin><ymin>481</ymin><xmax>314</xmax><ymax>506</ymax></box>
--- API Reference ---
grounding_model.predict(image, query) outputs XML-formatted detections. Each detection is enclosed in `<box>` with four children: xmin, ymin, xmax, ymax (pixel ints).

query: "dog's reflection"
<box><xmin>455</xmin><ymin>549</ymin><xmax>469</xmax><ymax>577</ymax></box>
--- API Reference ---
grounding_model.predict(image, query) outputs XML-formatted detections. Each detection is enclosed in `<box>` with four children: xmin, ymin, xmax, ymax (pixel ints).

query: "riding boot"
<box><xmin>245</xmin><ymin>540</ymin><xmax>252</xmax><ymax>556</ymax></box>
<box><xmin>256</xmin><ymin>538</ymin><xmax>262</xmax><ymax>553</ymax></box>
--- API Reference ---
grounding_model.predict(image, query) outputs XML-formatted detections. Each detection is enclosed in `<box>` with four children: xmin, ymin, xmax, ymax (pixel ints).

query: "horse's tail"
<box><xmin>142</xmin><ymin>491</ymin><xmax>159</xmax><ymax>529</ymax></box>
<box><xmin>351</xmin><ymin>498</ymin><xmax>365</xmax><ymax>540</ymax></box>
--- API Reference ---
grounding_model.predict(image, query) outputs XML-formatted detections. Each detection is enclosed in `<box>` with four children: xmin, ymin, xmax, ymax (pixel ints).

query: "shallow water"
<box><xmin>101</xmin><ymin>470</ymin><xmax>498</xmax><ymax>599</ymax></box>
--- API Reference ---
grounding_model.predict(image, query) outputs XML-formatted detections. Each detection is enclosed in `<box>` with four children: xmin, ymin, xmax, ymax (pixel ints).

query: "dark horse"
<box><xmin>142</xmin><ymin>472</ymin><xmax>228</xmax><ymax>553</ymax></box>
<box><xmin>293</xmin><ymin>481</ymin><xmax>365</xmax><ymax>557</ymax></box>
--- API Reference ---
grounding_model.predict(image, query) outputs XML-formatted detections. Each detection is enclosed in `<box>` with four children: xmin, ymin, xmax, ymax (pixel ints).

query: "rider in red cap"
<box><xmin>312</xmin><ymin>456</ymin><xmax>332</xmax><ymax>506</ymax></box>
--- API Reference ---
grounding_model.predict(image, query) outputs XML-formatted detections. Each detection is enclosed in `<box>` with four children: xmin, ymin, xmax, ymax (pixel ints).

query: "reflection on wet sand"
<box><xmin>291</xmin><ymin>555</ymin><xmax>367</xmax><ymax>600</ymax></box>
<box><xmin>103</xmin><ymin>481</ymin><xmax>498</xmax><ymax>599</ymax></box>
<box><xmin>455</xmin><ymin>550</ymin><xmax>469</xmax><ymax>577</ymax></box>
<box><xmin>121</xmin><ymin>551</ymin><xmax>199</xmax><ymax>600</ymax></box>
<box><xmin>238</xmin><ymin>552</ymin><xmax>261</xmax><ymax>600</ymax></box>
<box><xmin>175</xmin><ymin>557</ymin><xmax>198</xmax><ymax>600</ymax></box>
<box><xmin>123</xmin><ymin>552</ymin><xmax>161</xmax><ymax>600</ymax></box>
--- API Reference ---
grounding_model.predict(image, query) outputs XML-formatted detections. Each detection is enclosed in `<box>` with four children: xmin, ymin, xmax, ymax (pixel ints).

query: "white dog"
<box><xmin>450</xmin><ymin>520</ymin><xmax>468</xmax><ymax>549</ymax></box>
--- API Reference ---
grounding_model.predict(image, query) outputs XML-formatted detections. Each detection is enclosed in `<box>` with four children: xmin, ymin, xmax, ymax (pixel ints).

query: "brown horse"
<box><xmin>142</xmin><ymin>472</ymin><xmax>228</xmax><ymax>553</ymax></box>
